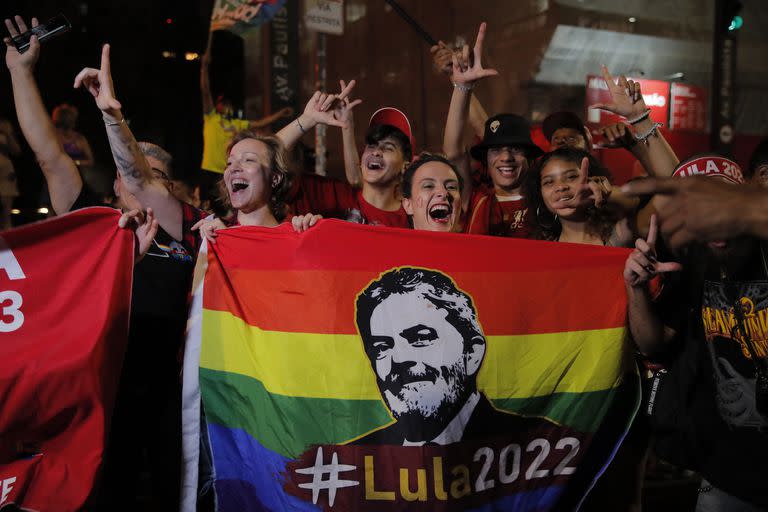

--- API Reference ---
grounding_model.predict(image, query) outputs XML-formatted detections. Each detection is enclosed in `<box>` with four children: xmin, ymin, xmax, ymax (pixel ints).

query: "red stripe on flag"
<box><xmin>209</xmin><ymin>220</ymin><xmax>631</xmax><ymax>273</ymax></box>
<box><xmin>203</xmin><ymin>235</ymin><xmax>628</xmax><ymax>336</ymax></box>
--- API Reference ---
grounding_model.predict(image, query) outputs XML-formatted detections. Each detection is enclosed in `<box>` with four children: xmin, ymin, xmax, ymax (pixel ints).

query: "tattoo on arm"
<box><xmin>106</xmin><ymin>122</ymin><xmax>150</xmax><ymax>187</ymax></box>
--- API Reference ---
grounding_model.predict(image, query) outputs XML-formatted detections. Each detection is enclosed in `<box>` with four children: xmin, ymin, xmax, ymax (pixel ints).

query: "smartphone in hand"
<box><xmin>11</xmin><ymin>14</ymin><xmax>71</xmax><ymax>54</ymax></box>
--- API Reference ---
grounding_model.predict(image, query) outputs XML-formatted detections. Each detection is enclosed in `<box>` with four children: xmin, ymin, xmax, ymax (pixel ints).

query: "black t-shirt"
<box><xmin>71</xmin><ymin>186</ymin><xmax>205</xmax><ymax>377</ymax></box>
<box><xmin>654</xmin><ymin>239</ymin><xmax>768</xmax><ymax>508</ymax></box>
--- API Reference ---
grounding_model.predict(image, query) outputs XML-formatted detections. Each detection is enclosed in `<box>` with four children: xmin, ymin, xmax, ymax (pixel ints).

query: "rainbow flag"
<box><xmin>181</xmin><ymin>220</ymin><xmax>639</xmax><ymax>511</ymax></box>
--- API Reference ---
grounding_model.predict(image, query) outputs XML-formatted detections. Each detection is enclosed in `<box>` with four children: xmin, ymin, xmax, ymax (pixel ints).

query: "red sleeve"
<box><xmin>289</xmin><ymin>174</ymin><xmax>357</xmax><ymax>219</ymax></box>
<box><xmin>181</xmin><ymin>202</ymin><xmax>208</xmax><ymax>255</ymax></box>
<box><xmin>465</xmin><ymin>190</ymin><xmax>491</xmax><ymax>235</ymax></box>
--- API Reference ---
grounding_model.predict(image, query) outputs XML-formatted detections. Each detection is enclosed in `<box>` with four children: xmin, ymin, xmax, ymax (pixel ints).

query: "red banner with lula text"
<box><xmin>0</xmin><ymin>207</ymin><xmax>134</xmax><ymax>511</ymax></box>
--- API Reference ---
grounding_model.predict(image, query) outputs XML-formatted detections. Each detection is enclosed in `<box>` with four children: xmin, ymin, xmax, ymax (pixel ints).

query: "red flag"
<box><xmin>0</xmin><ymin>207</ymin><xmax>134</xmax><ymax>510</ymax></box>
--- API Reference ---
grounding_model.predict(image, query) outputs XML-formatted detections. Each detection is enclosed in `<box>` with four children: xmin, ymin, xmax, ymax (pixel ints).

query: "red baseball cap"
<box><xmin>369</xmin><ymin>107</ymin><xmax>415</xmax><ymax>152</ymax></box>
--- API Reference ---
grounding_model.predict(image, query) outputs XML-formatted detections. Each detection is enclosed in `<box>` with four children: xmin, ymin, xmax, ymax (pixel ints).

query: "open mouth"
<box><xmin>230</xmin><ymin>179</ymin><xmax>249</xmax><ymax>192</ymax></box>
<box><xmin>496</xmin><ymin>166</ymin><xmax>518</xmax><ymax>178</ymax></box>
<box><xmin>555</xmin><ymin>194</ymin><xmax>575</xmax><ymax>204</ymax></box>
<box><xmin>366</xmin><ymin>161</ymin><xmax>384</xmax><ymax>171</ymax></box>
<box><xmin>428</xmin><ymin>203</ymin><xmax>453</xmax><ymax>222</ymax></box>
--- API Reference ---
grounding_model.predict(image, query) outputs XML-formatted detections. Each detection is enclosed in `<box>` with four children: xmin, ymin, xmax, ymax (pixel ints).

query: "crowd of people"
<box><xmin>4</xmin><ymin>13</ymin><xmax>768</xmax><ymax>512</ymax></box>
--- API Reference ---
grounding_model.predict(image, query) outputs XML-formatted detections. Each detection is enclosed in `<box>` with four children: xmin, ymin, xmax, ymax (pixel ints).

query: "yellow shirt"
<box><xmin>201</xmin><ymin>111</ymin><xmax>250</xmax><ymax>174</ymax></box>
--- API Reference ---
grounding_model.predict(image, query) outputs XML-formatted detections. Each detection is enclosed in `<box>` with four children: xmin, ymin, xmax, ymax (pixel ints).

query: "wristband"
<box><xmin>452</xmin><ymin>81</ymin><xmax>474</xmax><ymax>92</ymax></box>
<box><xmin>634</xmin><ymin>122</ymin><xmax>663</xmax><ymax>145</ymax></box>
<box><xmin>627</xmin><ymin>109</ymin><xmax>651</xmax><ymax>125</ymax></box>
<box><xmin>103</xmin><ymin>115</ymin><xmax>125</xmax><ymax>127</ymax></box>
<box><xmin>296</xmin><ymin>117</ymin><xmax>307</xmax><ymax>134</ymax></box>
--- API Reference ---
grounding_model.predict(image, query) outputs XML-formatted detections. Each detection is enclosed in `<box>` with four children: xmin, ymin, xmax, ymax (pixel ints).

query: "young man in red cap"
<box><xmin>442</xmin><ymin>23</ymin><xmax>543</xmax><ymax>237</ymax></box>
<box><xmin>623</xmin><ymin>155</ymin><xmax>768</xmax><ymax>512</ymax></box>
<box><xmin>277</xmin><ymin>83</ymin><xmax>411</xmax><ymax>227</ymax></box>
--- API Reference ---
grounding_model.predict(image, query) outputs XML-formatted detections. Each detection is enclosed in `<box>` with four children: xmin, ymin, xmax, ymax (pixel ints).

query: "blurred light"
<box><xmin>185</xmin><ymin>52</ymin><xmax>200</xmax><ymax>61</ymax></box>
<box><xmin>10</xmin><ymin>209</ymin><xmax>20</xmax><ymax>215</ymax></box>
<box><xmin>728</xmin><ymin>15</ymin><xmax>743</xmax><ymax>31</ymax></box>
<box><xmin>162</xmin><ymin>51</ymin><xmax>177</xmax><ymax>59</ymax></box>
<box><xmin>628</xmin><ymin>17</ymin><xmax>637</xmax><ymax>23</ymax></box>
<box><xmin>37</xmin><ymin>207</ymin><xmax>49</xmax><ymax>214</ymax></box>
<box><xmin>166</xmin><ymin>18</ymin><xmax>173</xmax><ymax>24</ymax></box>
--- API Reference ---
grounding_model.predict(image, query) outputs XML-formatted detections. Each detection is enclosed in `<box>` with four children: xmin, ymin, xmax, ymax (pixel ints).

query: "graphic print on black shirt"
<box><xmin>701</xmin><ymin>279</ymin><xmax>768</xmax><ymax>429</ymax></box>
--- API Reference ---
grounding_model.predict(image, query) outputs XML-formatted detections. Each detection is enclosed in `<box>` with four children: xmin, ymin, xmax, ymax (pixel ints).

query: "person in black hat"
<box><xmin>442</xmin><ymin>23</ymin><xmax>543</xmax><ymax>237</ymax></box>
<box><xmin>542</xmin><ymin>111</ymin><xmax>592</xmax><ymax>152</ymax></box>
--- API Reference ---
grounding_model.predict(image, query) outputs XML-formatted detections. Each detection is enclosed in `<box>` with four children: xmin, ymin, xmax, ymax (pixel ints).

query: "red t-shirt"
<box><xmin>288</xmin><ymin>174</ymin><xmax>409</xmax><ymax>228</ymax></box>
<box><xmin>465</xmin><ymin>188</ymin><xmax>531</xmax><ymax>238</ymax></box>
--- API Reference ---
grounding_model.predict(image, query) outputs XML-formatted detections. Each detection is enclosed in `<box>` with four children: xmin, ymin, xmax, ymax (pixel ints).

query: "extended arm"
<box><xmin>592</xmin><ymin>66</ymin><xmax>679</xmax><ymax>178</ymax></box>
<box><xmin>75</xmin><ymin>44</ymin><xmax>184</xmax><ymax>240</ymax></box>
<box><xmin>4</xmin><ymin>16</ymin><xmax>82</xmax><ymax>214</ymax></box>
<box><xmin>442</xmin><ymin>22</ymin><xmax>498</xmax><ymax>208</ymax></box>
<box><xmin>277</xmin><ymin>80</ymin><xmax>357</xmax><ymax>151</ymax></box>
<box><xmin>623</xmin><ymin>216</ymin><xmax>681</xmax><ymax>354</ymax></box>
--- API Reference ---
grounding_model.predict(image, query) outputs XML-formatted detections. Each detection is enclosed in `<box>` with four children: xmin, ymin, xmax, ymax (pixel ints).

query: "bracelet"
<box><xmin>103</xmin><ymin>115</ymin><xmax>125</xmax><ymax>127</ymax></box>
<box><xmin>627</xmin><ymin>109</ymin><xmax>651</xmax><ymax>125</ymax></box>
<box><xmin>296</xmin><ymin>117</ymin><xmax>307</xmax><ymax>134</ymax></box>
<box><xmin>634</xmin><ymin>122</ymin><xmax>663</xmax><ymax>145</ymax></box>
<box><xmin>452</xmin><ymin>81</ymin><xmax>474</xmax><ymax>92</ymax></box>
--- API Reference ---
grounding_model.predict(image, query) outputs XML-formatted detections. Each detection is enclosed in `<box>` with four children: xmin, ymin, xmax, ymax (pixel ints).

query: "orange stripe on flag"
<box><xmin>203</xmin><ymin>266</ymin><xmax>627</xmax><ymax>335</ymax></box>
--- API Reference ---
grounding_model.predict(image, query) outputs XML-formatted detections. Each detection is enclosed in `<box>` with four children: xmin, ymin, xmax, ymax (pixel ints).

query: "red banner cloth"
<box><xmin>0</xmin><ymin>207</ymin><xmax>134</xmax><ymax>511</ymax></box>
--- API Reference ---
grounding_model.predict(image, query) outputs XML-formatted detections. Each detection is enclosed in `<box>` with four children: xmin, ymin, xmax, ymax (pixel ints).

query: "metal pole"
<box><xmin>314</xmin><ymin>32</ymin><xmax>327</xmax><ymax>176</ymax></box>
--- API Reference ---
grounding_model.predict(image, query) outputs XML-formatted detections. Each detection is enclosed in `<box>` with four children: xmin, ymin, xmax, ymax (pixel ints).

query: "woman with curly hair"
<box><xmin>522</xmin><ymin>147</ymin><xmax>637</xmax><ymax>247</ymax></box>
<box><xmin>196</xmin><ymin>129</ymin><xmax>320</xmax><ymax>239</ymax></box>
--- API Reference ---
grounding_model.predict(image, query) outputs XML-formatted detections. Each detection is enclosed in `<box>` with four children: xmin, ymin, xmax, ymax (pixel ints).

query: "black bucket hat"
<box><xmin>470</xmin><ymin>113</ymin><xmax>544</xmax><ymax>162</ymax></box>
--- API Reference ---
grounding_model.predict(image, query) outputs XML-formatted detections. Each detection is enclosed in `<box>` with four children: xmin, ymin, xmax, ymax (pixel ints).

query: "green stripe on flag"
<box><xmin>201</xmin><ymin>368</ymin><xmax>620</xmax><ymax>459</ymax></box>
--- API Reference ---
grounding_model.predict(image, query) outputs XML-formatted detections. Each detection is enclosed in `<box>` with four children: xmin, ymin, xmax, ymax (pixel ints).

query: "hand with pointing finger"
<box><xmin>590</xmin><ymin>65</ymin><xmax>648</xmax><ymax>119</ymax></box>
<box><xmin>620</xmin><ymin>176</ymin><xmax>768</xmax><ymax>249</ymax></box>
<box><xmin>73</xmin><ymin>43</ymin><xmax>122</xmax><ymax>118</ymax></box>
<box><xmin>624</xmin><ymin>214</ymin><xmax>682</xmax><ymax>288</ymax></box>
<box><xmin>450</xmin><ymin>22</ymin><xmax>498</xmax><ymax>87</ymax></box>
<box><xmin>297</xmin><ymin>79</ymin><xmax>358</xmax><ymax>131</ymax></box>
<box><xmin>332</xmin><ymin>79</ymin><xmax>363</xmax><ymax>126</ymax></box>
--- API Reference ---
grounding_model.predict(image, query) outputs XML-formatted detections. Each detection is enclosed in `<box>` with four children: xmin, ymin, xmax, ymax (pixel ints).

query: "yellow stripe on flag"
<box><xmin>200</xmin><ymin>309</ymin><xmax>626</xmax><ymax>400</ymax></box>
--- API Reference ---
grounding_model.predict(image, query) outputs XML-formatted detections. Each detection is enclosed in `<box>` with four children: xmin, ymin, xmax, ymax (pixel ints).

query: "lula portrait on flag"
<box><xmin>181</xmin><ymin>220</ymin><xmax>639</xmax><ymax>511</ymax></box>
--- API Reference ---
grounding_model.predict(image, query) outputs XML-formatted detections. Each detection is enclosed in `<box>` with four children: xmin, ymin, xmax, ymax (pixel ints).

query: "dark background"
<box><xmin>0</xmin><ymin>0</ymin><xmax>247</xmax><ymax>222</ymax></box>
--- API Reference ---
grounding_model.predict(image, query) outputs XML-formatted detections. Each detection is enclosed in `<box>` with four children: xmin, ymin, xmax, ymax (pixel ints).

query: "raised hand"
<box><xmin>73</xmin><ymin>43</ymin><xmax>122</xmax><ymax>117</ymax></box>
<box><xmin>430</xmin><ymin>40</ymin><xmax>454</xmax><ymax>76</ymax></box>
<box><xmin>572</xmin><ymin>157</ymin><xmax>610</xmax><ymax>208</ymax></box>
<box><xmin>623</xmin><ymin>214</ymin><xmax>682</xmax><ymax>288</ymax></box>
<box><xmin>332</xmin><ymin>79</ymin><xmax>362</xmax><ymax>125</ymax></box>
<box><xmin>590</xmin><ymin>65</ymin><xmax>648</xmax><ymax>119</ymax></box>
<box><xmin>300</xmin><ymin>79</ymin><xmax>357</xmax><ymax>128</ymax></box>
<box><xmin>4</xmin><ymin>16</ymin><xmax>40</xmax><ymax>72</ymax></box>
<box><xmin>119</xmin><ymin>207</ymin><xmax>159</xmax><ymax>262</ymax></box>
<box><xmin>450</xmin><ymin>22</ymin><xmax>498</xmax><ymax>86</ymax></box>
